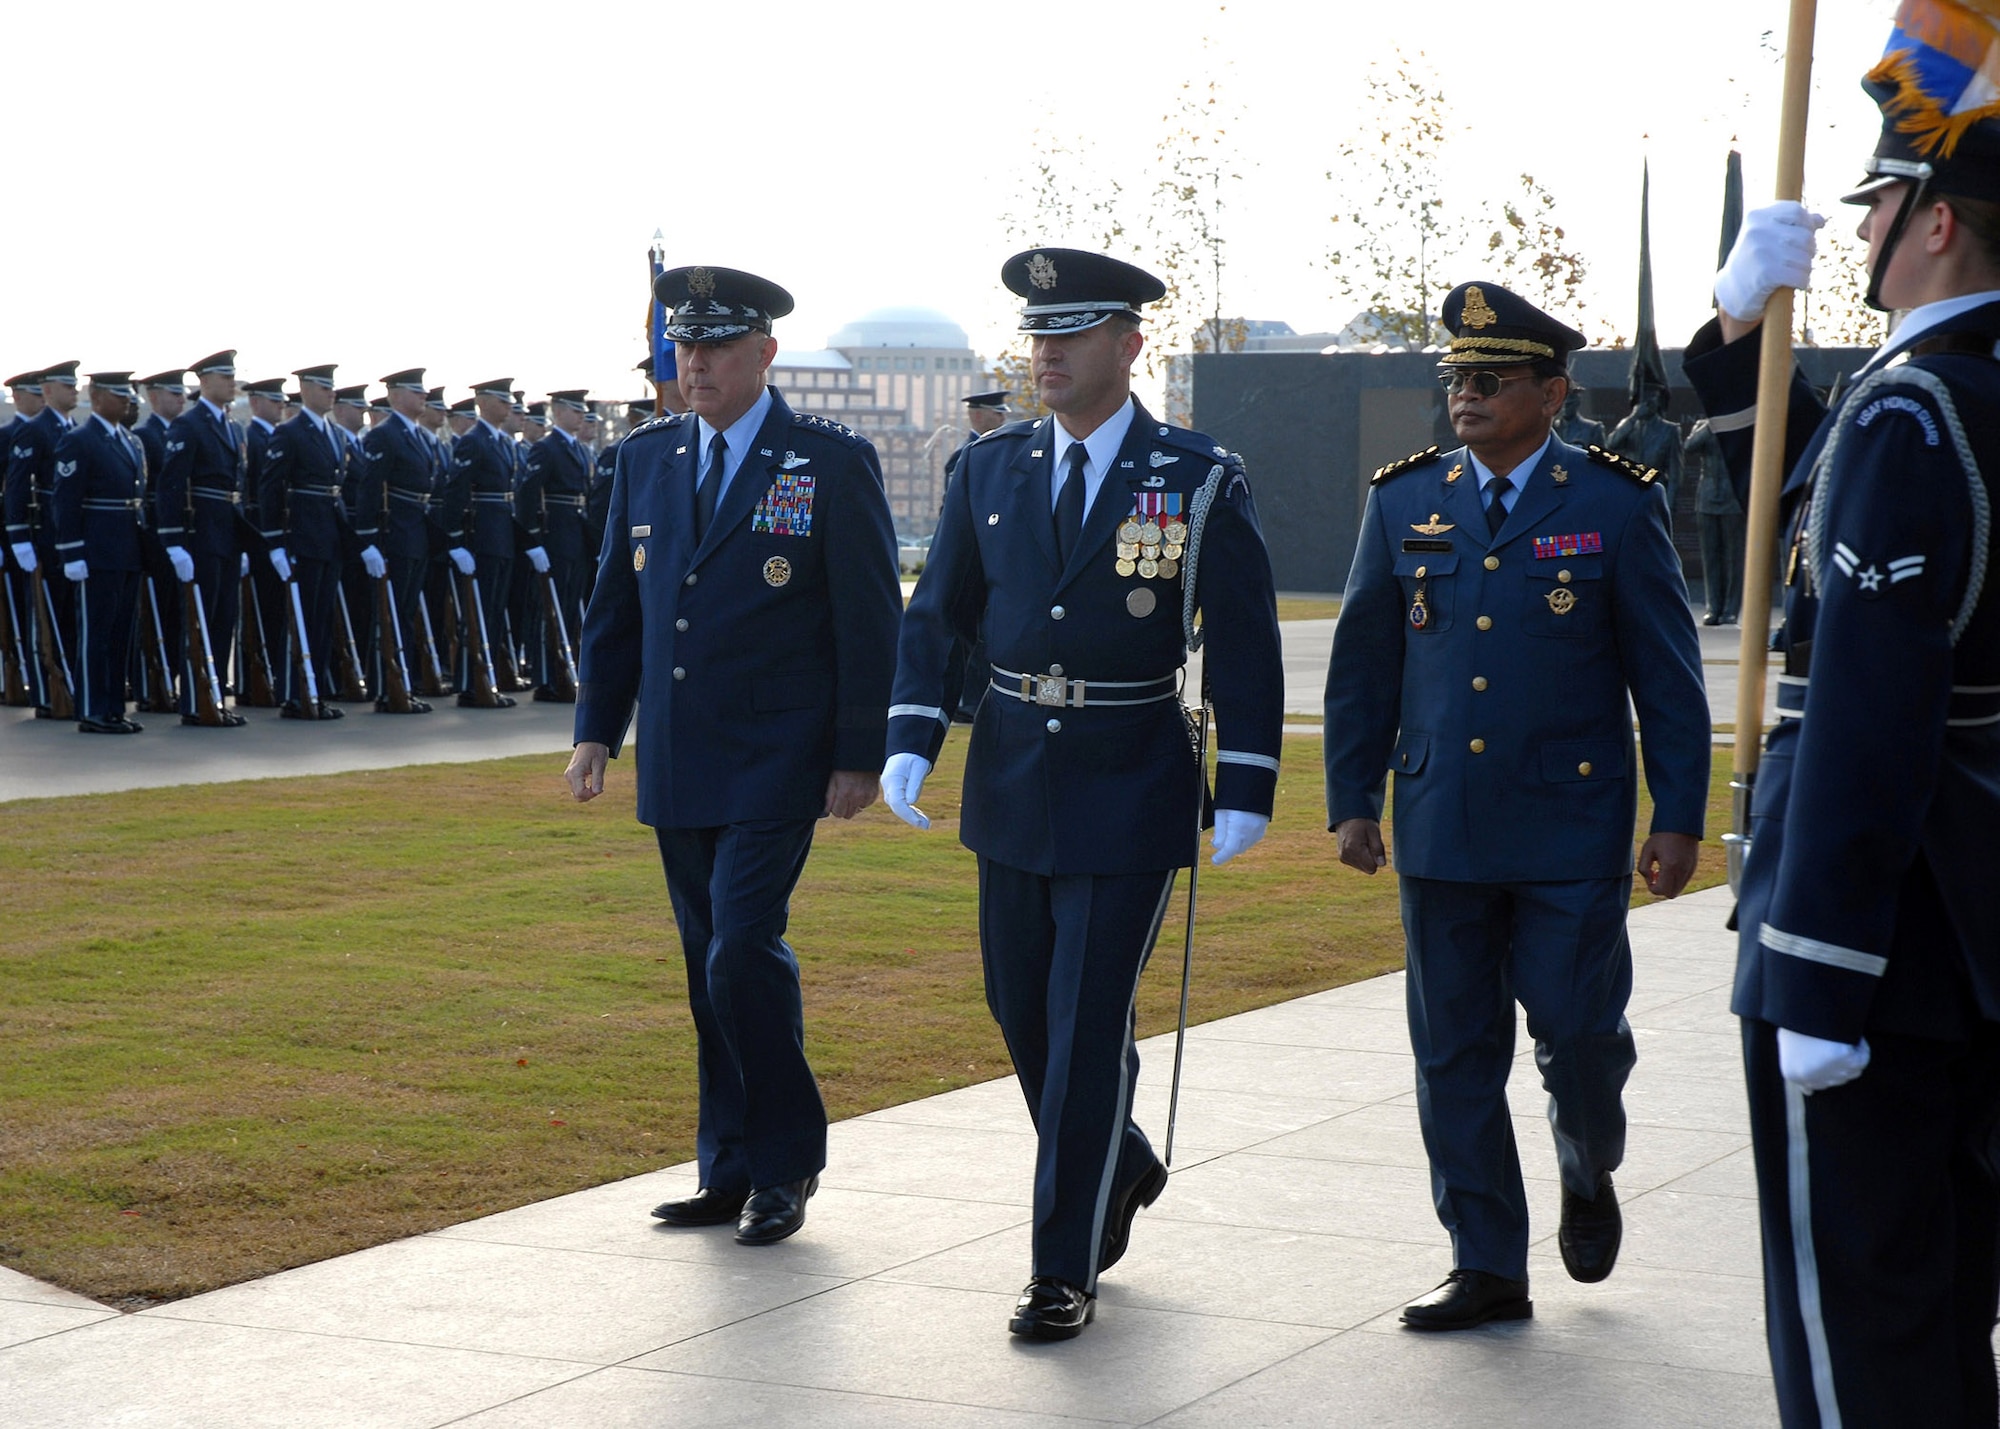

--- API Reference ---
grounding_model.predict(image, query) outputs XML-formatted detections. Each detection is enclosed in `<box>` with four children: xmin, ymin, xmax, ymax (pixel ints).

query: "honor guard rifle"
<box><xmin>329</xmin><ymin>587</ymin><xmax>369</xmax><ymax>702</ymax></box>
<box><xmin>454</xmin><ymin>568</ymin><xmax>505</xmax><ymax>707</ymax></box>
<box><xmin>236</xmin><ymin>572</ymin><xmax>279</xmax><ymax>706</ymax></box>
<box><xmin>412</xmin><ymin>589</ymin><xmax>450</xmax><ymax>696</ymax></box>
<box><xmin>138</xmin><ymin>578</ymin><xmax>179</xmax><ymax>713</ymax></box>
<box><xmin>284</xmin><ymin>575</ymin><xmax>321</xmax><ymax>718</ymax></box>
<box><xmin>537</xmin><ymin>567</ymin><xmax>579</xmax><ymax>698</ymax></box>
<box><xmin>31</xmin><ymin>566</ymin><xmax>76</xmax><ymax>719</ymax></box>
<box><xmin>374</xmin><ymin>576</ymin><xmax>417</xmax><ymax>712</ymax></box>
<box><xmin>0</xmin><ymin>565</ymin><xmax>31</xmax><ymax>705</ymax></box>
<box><xmin>182</xmin><ymin>577</ymin><xmax>228</xmax><ymax>725</ymax></box>
<box><xmin>491</xmin><ymin>604</ymin><xmax>523</xmax><ymax>692</ymax></box>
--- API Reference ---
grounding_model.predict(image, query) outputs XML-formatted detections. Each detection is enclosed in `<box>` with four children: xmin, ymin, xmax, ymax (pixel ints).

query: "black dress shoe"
<box><xmin>33</xmin><ymin>705</ymin><xmax>53</xmax><ymax>719</ymax></box>
<box><xmin>1702</xmin><ymin>613</ymin><xmax>1722</xmax><ymax>626</ymax></box>
<box><xmin>182</xmin><ymin>711</ymin><xmax>248</xmax><ymax>727</ymax></box>
<box><xmin>1559</xmin><ymin>1172</ymin><xmax>1622</xmax><ymax>1283</ymax></box>
<box><xmin>1399</xmin><ymin>1270</ymin><xmax>1532</xmax><ymax>1330</ymax></box>
<box><xmin>374</xmin><ymin>697</ymin><xmax>433</xmax><ymax>714</ymax></box>
<box><xmin>650</xmin><ymin>1187</ymin><xmax>749</xmax><ymax>1226</ymax></box>
<box><xmin>317</xmin><ymin>704</ymin><xmax>344</xmax><ymax>719</ymax></box>
<box><xmin>531</xmin><ymin>685</ymin><xmax>574</xmax><ymax>703</ymax></box>
<box><xmin>1008</xmin><ymin>1277</ymin><xmax>1095</xmax><ymax>1340</ymax></box>
<box><xmin>456</xmin><ymin>692</ymin><xmax>517</xmax><ymax>708</ymax></box>
<box><xmin>77</xmin><ymin>715</ymin><xmax>138</xmax><ymax>734</ymax></box>
<box><xmin>1099</xmin><ymin>1159</ymin><xmax>1168</xmax><ymax>1273</ymax></box>
<box><xmin>734</xmin><ymin>1175</ymin><xmax>818</xmax><ymax>1245</ymax></box>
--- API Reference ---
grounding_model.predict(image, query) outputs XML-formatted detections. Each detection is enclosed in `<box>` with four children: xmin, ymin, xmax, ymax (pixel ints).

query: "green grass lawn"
<box><xmin>0</xmin><ymin>734</ymin><xmax>1732</xmax><ymax>1305</ymax></box>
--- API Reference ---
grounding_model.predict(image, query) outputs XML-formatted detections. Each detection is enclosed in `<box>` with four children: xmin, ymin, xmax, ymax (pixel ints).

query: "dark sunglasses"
<box><xmin>1437</xmin><ymin>370</ymin><xmax>1535</xmax><ymax>398</ymax></box>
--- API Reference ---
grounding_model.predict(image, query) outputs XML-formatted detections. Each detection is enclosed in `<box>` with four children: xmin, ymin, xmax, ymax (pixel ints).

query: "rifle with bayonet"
<box><xmin>374</xmin><ymin>576</ymin><xmax>418</xmax><ymax>712</ymax></box>
<box><xmin>31</xmin><ymin>566</ymin><xmax>76</xmax><ymax>718</ymax></box>
<box><xmin>330</xmin><ymin>587</ymin><xmax>368</xmax><ymax>702</ymax></box>
<box><xmin>0</xmin><ymin>562</ymin><xmax>31</xmax><ymax>706</ymax></box>
<box><xmin>537</xmin><ymin>568</ymin><xmax>578</xmax><ymax>698</ymax></box>
<box><xmin>454</xmin><ymin>569</ymin><xmax>505</xmax><ymax>707</ymax></box>
<box><xmin>237</xmin><ymin>572</ymin><xmax>278</xmax><ymax>707</ymax></box>
<box><xmin>182</xmin><ymin>578</ymin><xmax>227</xmax><ymax>725</ymax></box>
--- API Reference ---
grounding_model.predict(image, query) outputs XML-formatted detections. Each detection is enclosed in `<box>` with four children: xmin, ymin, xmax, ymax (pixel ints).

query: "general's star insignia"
<box><xmin>1410</xmin><ymin>513</ymin><xmax>1456</xmax><ymax>537</ymax></box>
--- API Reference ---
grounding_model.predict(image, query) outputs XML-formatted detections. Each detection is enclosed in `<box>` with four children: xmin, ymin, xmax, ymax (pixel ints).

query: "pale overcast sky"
<box><xmin>5</xmin><ymin>0</ymin><xmax>1888</xmax><ymax>401</ymax></box>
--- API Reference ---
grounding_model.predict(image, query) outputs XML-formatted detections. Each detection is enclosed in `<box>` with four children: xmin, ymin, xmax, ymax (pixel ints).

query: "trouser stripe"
<box><xmin>1785</xmin><ymin>1081</ymin><xmax>1843</xmax><ymax>1429</ymax></box>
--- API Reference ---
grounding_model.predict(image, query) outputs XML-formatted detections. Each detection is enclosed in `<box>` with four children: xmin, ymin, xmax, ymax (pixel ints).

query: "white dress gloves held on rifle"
<box><xmin>164</xmin><ymin>546</ymin><xmax>194</xmax><ymax>582</ymax></box>
<box><xmin>448</xmin><ymin>547</ymin><xmax>475</xmax><ymax>576</ymax></box>
<box><xmin>268</xmin><ymin>547</ymin><xmax>292</xmax><ymax>582</ymax></box>
<box><xmin>1714</xmin><ymin>201</ymin><xmax>1826</xmax><ymax>323</ymax></box>
<box><xmin>1778</xmin><ymin>1028</ymin><xmax>1872</xmax><ymax>1093</ymax></box>
<box><xmin>63</xmin><ymin>560</ymin><xmax>88</xmax><ymax>583</ymax></box>
<box><xmin>525</xmin><ymin>546</ymin><xmax>550</xmax><ymax>575</ymax></box>
<box><xmin>11</xmin><ymin>542</ymin><xmax>38</xmax><ymax>574</ymax></box>
<box><xmin>359</xmin><ymin>545</ymin><xmax>386</xmax><ymax>580</ymax></box>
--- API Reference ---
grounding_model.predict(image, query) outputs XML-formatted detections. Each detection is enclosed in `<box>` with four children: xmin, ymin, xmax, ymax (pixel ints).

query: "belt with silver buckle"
<box><xmin>988</xmin><ymin>663</ymin><xmax>1179</xmax><ymax>709</ymax></box>
<box><xmin>471</xmin><ymin>492</ymin><xmax>514</xmax><ymax>504</ymax></box>
<box><xmin>389</xmin><ymin>489</ymin><xmax>432</xmax><ymax>507</ymax></box>
<box><xmin>83</xmin><ymin>498</ymin><xmax>144</xmax><ymax>512</ymax></box>
<box><xmin>1776</xmin><ymin>673</ymin><xmax>2000</xmax><ymax>727</ymax></box>
<box><xmin>296</xmin><ymin>484</ymin><xmax>342</xmax><ymax>499</ymax></box>
<box><xmin>544</xmin><ymin>494</ymin><xmax>586</xmax><ymax>507</ymax></box>
<box><xmin>192</xmin><ymin>486</ymin><xmax>241</xmax><ymax>504</ymax></box>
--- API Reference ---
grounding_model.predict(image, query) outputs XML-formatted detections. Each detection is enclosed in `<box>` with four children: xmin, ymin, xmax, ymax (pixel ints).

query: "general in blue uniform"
<box><xmin>885</xmin><ymin>249</ymin><xmax>1285</xmax><ymax>1340</ymax></box>
<box><xmin>568</xmin><ymin>265</ymin><xmax>901</xmax><ymax>1248</ymax></box>
<box><xmin>1687</xmin><ymin>12</ymin><xmax>2000</xmax><ymax>1419</ymax></box>
<box><xmin>50</xmin><ymin>373</ymin><xmax>149</xmax><ymax>733</ymax></box>
<box><xmin>1324</xmin><ymin>282</ymin><xmax>1710</xmax><ymax>1330</ymax></box>
<box><xmin>157</xmin><ymin>351</ymin><xmax>249</xmax><ymax>726</ymax></box>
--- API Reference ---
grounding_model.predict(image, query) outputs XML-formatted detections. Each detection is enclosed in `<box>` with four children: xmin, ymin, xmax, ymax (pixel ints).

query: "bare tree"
<box><xmin>1324</xmin><ymin>50</ymin><xmax>1456</xmax><ymax>348</ymax></box>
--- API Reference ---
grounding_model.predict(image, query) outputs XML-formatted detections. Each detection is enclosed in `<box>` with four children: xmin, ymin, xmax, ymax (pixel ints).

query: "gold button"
<box><xmin>1483</xmin><ymin>555</ymin><xmax>1499</xmax><ymax>571</ymax></box>
<box><xmin>1469</xmin><ymin>738</ymin><xmax>1486</xmax><ymax>754</ymax></box>
<box><xmin>1476</xmin><ymin>615</ymin><xmax>1493</xmax><ymax>631</ymax></box>
<box><xmin>1472</xmin><ymin>676</ymin><xmax>1488</xmax><ymax>691</ymax></box>
<box><xmin>1400</xmin><ymin>752</ymin><xmax>1409</xmax><ymax>766</ymax></box>
<box><xmin>1414</xmin><ymin>565</ymin><xmax>1427</xmax><ymax>579</ymax></box>
<box><xmin>1558</xmin><ymin>569</ymin><xmax>1572</xmax><ymax>584</ymax></box>
<box><xmin>1578</xmin><ymin>761</ymin><xmax>1593</xmax><ymax>776</ymax></box>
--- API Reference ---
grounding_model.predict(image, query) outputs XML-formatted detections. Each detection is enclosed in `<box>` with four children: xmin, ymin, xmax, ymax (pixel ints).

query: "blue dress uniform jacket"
<box><xmin>51</xmin><ymin>417</ymin><xmax>146</xmax><ymax>574</ymax></box>
<box><xmin>1324</xmin><ymin>437</ymin><xmax>1711</xmax><ymax>876</ymax></box>
<box><xmin>444</xmin><ymin>423</ymin><xmax>518</xmax><ymax>559</ymax></box>
<box><xmin>890</xmin><ymin>404</ymin><xmax>1285</xmax><ymax>875</ymax></box>
<box><xmin>258</xmin><ymin>413</ymin><xmax>348</xmax><ymax>564</ymax></box>
<box><xmin>156</xmin><ymin>403</ymin><xmax>246</xmax><ymax>557</ymax></box>
<box><xmin>135</xmin><ymin>413</ymin><xmax>170</xmax><ymax>497</ymax></box>
<box><xmin>357</xmin><ymin>416</ymin><xmax>436</xmax><ymax>562</ymax></box>
<box><xmin>1685</xmin><ymin>305</ymin><xmax>2000</xmax><ymax>1044</ymax></box>
<box><xmin>574</xmin><ymin>389</ymin><xmax>902</xmax><ymax>827</ymax></box>
<box><xmin>5</xmin><ymin>407</ymin><xmax>68</xmax><ymax>546</ymax></box>
<box><xmin>519</xmin><ymin>431</ymin><xmax>591</xmax><ymax>563</ymax></box>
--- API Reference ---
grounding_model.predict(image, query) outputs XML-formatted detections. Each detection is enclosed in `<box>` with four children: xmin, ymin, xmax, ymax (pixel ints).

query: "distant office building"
<box><xmin>770</xmin><ymin>306</ymin><xmax>989</xmax><ymax>538</ymax></box>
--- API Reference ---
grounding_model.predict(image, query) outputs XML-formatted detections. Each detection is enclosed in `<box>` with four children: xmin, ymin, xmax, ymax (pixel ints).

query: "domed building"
<box><xmin>770</xmin><ymin>305</ymin><xmax>992</xmax><ymax>540</ymax></box>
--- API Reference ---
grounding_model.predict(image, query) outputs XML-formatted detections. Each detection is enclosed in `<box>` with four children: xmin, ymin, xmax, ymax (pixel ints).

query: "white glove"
<box><xmin>360</xmin><ymin>544</ymin><xmax>386</xmax><ymax>579</ymax></box>
<box><xmin>269</xmin><ymin>547</ymin><xmax>292</xmax><ymax>581</ymax></box>
<box><xmin>1778</xmin><ymin>1028</ymin><xmax>1872</xmax><ymax>1092</ymax></box>
<box><xmin>449</xmin><ymin>547</ymin><xmax>475</xmax><ymax>575</ymax></box>
<box><xmin>1714</xmin><ymin>201</ymin><xmax>1826</xmax><ymax>322</ymax></box>
<box><xmin>880</xmin><ymin>752</ymin><xmax>934</xmax><ymax>830</ymax></box>
<box><xmin>11</xmin><ymin>542</ymin><xmax>37</xmax><ymax>574</ymax></box>
<box><xmin>1210</xmin><ymin>808</ymin><xmax>1270</xmax><ymax>865</ymax></box>
<box><xmin>166</xmin><ymin>545</ymin><xmax>194</xmax><ymax>583</ymax></box>
<box><xmin>526</xmin><ymin>545</ymin><xmax>550</xmax><ymax>574</ymax></box>
<box><xmin>63</xmin><ymin>559</ymin><xmax>88</xmax><ymax>583</ymax></box>
<box><xmin>240</xmin><ymin>552</ymin><xmax>251</xmax><ymax>578</ymax></box>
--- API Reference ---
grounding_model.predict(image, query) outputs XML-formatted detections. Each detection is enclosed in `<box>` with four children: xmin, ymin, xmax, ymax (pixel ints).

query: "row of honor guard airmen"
<box><xmin>1</xmin><ymin>351</ymin><xmax>637</xmax><ymax>731</ymax></box>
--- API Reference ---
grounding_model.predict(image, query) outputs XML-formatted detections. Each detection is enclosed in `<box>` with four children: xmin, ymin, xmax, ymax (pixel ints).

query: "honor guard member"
<box><xmin>331</xmin><ymin>383</ymin><xmax>379</xmax><ymax>677</ymax></box>
<box><xmin>50</xmin><ymin>373</ymin><xmax>149</xmax><ymax>732</ymax></box>
<box><xmin>506</xmin><ymin>399</ymin><xmax>550</xmax><ymax>670</ymax></box>
<box><xmin>7</xmin><ymin>361</ymin><xmax>81</xmax><ymax>713</ymax></box>
<box><xmin>259</xmin><ymin>364</ymin><xmax>354</xmax><ymax>718</ymax></box>
<box><xmin>938</xmin><ymin>389</ymin><xmax>1012</xmax><ymax>721</ymax></box>
<box><xmin>3</xmin><ymin>368</ymin><xmax>49</xmax><ymax>707</ymax></box>
<box><xmin>1686</xmin><ymin>8</ymin><xmax>2000</xmax><ymax>1419</ymax></box>
<box><xmin>242</xmin><ymin>376</ymin><xmax>290</xmax><ymax>667</ymax></box>
<box><xmin>882</xmin><ymin>249</ymin><xmax>1286</xmax><ymax>1340</ymax></box>
<box><xmin>517</xmin><ymin>388</ymin><xmax>587</xmax><ymax>700</ymax></box>
<box><xmin>444</xmin><ymin>377</ymin><xmax>521</xmax><ymax>706</ymax></box>
<box><xmin>354</xmin><ymin>369</ymin><xmax>434</xmax><ymax>710</ymax></box>
<box><xmin>446</xmin><ymin>396</ymin><xmax>476</xmax><ymax>442</ymax></box>
<box><xmin>158</xmin><ymin>351</ymin><xmax>249</xmax><ymax>724</ymax></box>
<box><xmin>1323</xmin><ymin>282</ymin><xmax>1710</xmax><ymax>1330</ymax></box>
<box><xmin>566</xmin><ymin>265</ymin><xmax>901</xmax><ymax>1248</ymax></box>
<box><xmin>135</xmin><ymin>369</ymin><xmax>188</xmax><ymax>479</ymax></box>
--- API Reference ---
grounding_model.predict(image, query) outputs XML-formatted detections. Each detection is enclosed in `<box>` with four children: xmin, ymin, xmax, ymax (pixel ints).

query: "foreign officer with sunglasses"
<box><xmin>1323</xmin><ymin>282</ymin><xmax>1710</xmax><ymax>1331</ymax></box>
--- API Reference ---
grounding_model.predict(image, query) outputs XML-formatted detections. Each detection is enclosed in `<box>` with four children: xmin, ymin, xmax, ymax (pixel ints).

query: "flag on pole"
<box><xmin>1627</xmin><ymin>160</ymin><xmax>1668</xmax><ymax>403</ymax></box>
<box><xmin>646</xmin><ymin>230</ymin><xmax>676</xmax><ymax>416</ymax></box>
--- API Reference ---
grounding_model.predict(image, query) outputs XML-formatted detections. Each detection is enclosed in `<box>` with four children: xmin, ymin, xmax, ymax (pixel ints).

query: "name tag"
<box><xmin>630</xmin><ymin>524</ymin><xmax>651</xmax><ymax>537</ymax></box>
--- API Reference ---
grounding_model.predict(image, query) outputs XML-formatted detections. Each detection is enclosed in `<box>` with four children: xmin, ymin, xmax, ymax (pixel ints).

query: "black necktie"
<box><xmin>1485</xmin><ymin>476</ymin><xmax>1512</xmax><ymax>536</ymax></box>
<box><xmin>1054</xmin><ymin>444</ymin><xmax>1087</xmax><ymax>565</ymax></box>
<box><xmin>696</xmin><ymin>433</ymin><xmax>725</xmax><ymax>540</ymax></box>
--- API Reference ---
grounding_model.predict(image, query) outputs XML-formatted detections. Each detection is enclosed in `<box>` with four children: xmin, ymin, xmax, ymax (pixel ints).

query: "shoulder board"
<box><xmin>790</xmin><ymin>411</ymin><xmax>865</xmax><ymax>445</ymax></box>
<box><xmin>1371</xmin><ymin>446</ymin><xmax>1441</xmax><ymax>486</ymax></box>
<box><xmin>625</xmin><ymin>412</ymin><xmax>688</xmax><ymax>442</ymax></box>
<box><xmin>1584</xmin><ymin>444</ymin><xmax>1658</xmax><ymax>485</ymax></box>
<box><xmin>1142</xmin><ymin>421</ymin><xmax>1231</xmax><ymax>462</ymax></box>
<box><xmin>985</xmin><ymin>417</ymin><xmax>1042</xmax><ymax>442</ymax></box>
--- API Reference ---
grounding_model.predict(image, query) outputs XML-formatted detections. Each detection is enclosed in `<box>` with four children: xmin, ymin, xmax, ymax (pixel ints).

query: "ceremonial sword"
<box><xmin>1163</xmin><ymin>689</ymin><xmax>1207</xmax><ymax>1168</ymax></box>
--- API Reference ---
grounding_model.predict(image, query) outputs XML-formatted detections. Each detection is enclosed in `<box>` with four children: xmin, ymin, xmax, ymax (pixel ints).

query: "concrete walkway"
<box><xmin>0</xmin><ymin>886</ymin><xmax>1780</xmax><ymax>1427</ymax></box>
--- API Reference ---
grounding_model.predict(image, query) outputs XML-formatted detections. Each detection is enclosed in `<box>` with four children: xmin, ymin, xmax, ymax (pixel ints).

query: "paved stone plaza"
<box><xmin>0</xmin><ymin>886</ymin><xmax>1777</xmax><ymax>1427</ymax></box>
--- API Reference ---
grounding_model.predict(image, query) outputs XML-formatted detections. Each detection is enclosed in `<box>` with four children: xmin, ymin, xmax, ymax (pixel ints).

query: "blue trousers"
<box><xmin>1743</xmin><ymin>1018</ymin><xmax>2000</xmax><ymax>1428</ymax></box>
<box><xmin>76</xmin><ymin>569</ymin><xmax>140</xmax><ymax>723</ymax></box>
<box><xmin>1399</xmin><ymin>874</ymin><xmax>1637</xmax><ymax>1280</ymax></box>
<box><xmin>655</xmin><ymin>819</ymin><xmax>827</xmax><ymax>1194</ymax></box>
<box><xmin>977</xmin><ymin>858</ymin><xmax>1175</xmax><ymax>1292</ymax></box>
